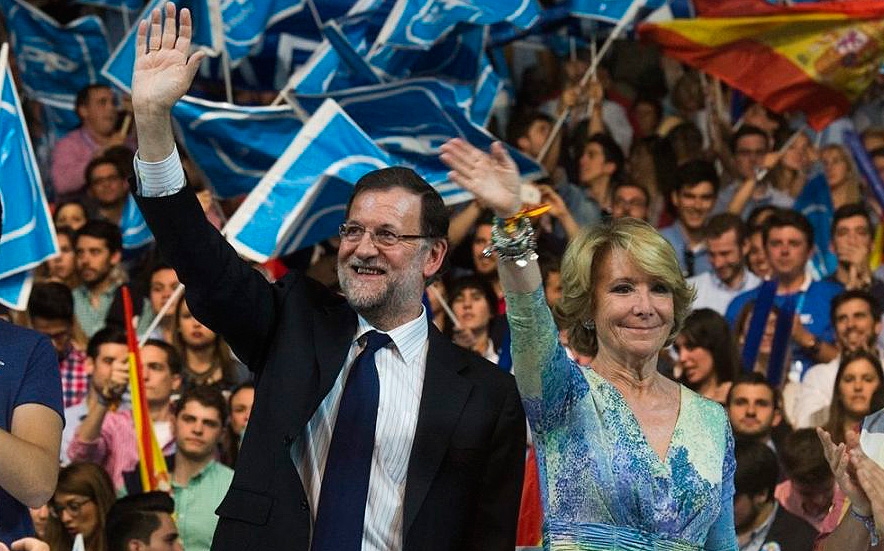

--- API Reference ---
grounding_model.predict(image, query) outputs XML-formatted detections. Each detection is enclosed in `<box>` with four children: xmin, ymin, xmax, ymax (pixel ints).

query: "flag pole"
<box><xmin>0</xmin><ymin>43</ymin><xmax>9</xmax><ymax>91</ymax></box>
<box><xmin>138</xmin><ymin>283</ymin><xmax>185</xmax><ymax>346</ymax></box>
<box><xmin>427</xmin><ymin>284</ymin><xmax>460</xmax><ymax>330</ymax></box>
<box><xmin>536</xmin><ymin>0</ymin><xmax>646</xmax><ymax>164</ymax></box>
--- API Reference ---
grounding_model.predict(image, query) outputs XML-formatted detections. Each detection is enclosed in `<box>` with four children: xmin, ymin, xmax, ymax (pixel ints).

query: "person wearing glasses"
<box><xmin>126</xmin><ymin>5</ymin><xmax>526</xmax><ymax>551</ymax></box>
<box><xmin>714</xmin><ymin>125</ymin><xmax>794</xmax><ymax>220</ymax></box>
<box><xmin>43</xmin><ymin>463</ymin><xmax>116</xmax><ymax>551</ymax></box>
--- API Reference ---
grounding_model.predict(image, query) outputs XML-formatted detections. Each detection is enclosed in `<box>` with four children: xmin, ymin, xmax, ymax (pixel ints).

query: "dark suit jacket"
<box><xmin>765</xmin><ymin>504</ymin><xmax>818</xmax><ymax>551</ymax></box>
<box><xmin>134</xmin><ymin>187</ymin><xmax>526</xmax><ymax>551</ymax></box>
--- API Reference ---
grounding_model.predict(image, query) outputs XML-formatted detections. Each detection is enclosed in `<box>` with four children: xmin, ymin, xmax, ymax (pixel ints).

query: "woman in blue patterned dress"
<box><xmin>441</xmin><ymin>138</ymin><xmax>738</xmax><ymax>551</ymax></box>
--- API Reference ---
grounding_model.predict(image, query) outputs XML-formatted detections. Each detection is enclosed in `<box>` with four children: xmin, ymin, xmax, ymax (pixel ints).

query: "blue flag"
<box><xmin>793</xmin><ymin>172</ymin><xmax>837</xmax><ymax>278</ymax></box>
<box><xmin>120</xmin><ymin>194</ymin><xmax>153</xmax><ymax>250</ymax></box>
<box><xmin>369</xmin><ymin>24</ymin><xmax>489</xmax><ymax>82</ymax></box>
<box><xmin>171</xmin><ymin>95</ymin><xmax>303</xmax><ymax>198</ymax></box>
<box><xmin>0</xmin><ymin>271</ymin><xmax>33</xmax><ymax>311</ymax></box>
<box><xmin>566</xmin><ymin>0</ymin><xmax>665</xmax><ymax>23</ymax></box>
<box><xmin>0</xmin><ymin>45</ymin><xmax>58</xmax><ymax>308</ymax></box>
<box><xmin>285</xmin><ymin>2</ymin><xmax>389</xmax><ymax>94</ymax></box>
<box><xmin>224</xmin><ymin>99</ymin><xmax>392</xmax><ymax>261</ymax></box>
<box><xmin>291</xmin><ymin>78</ymin><xmax>543</xmax><ymax>200</ymax></box>
<box><xmin>217</xmin><ymin>0</ymin><xmax>310</xmax><ymax>65</ymax></box>
<box><xmin>373</xmin><ymin>0</ymin><xmax>541</xmax><ymax>49</ymax></box>
<box><xmin>0</xmin><ymin>0</ymin><xmax>110</xmax><ymax>100</ymax></box>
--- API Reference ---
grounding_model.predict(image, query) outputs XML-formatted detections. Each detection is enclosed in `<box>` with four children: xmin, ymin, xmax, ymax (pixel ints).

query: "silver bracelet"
<box><xmin>484</xmin><ymin>216</ymin><xmax>538</xmax><ymax>268</ymax></box>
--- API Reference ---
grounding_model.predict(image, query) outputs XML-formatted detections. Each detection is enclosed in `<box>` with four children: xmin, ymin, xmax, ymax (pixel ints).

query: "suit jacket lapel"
<box><xmin>287</xmin><ymin>301</ymin><xmax>356</xmax><ymax>437</ymax></box>
<box><xmin>403</xmin><ymin>327</ymin><xmax>472</xmax><ymax>536</ymax></box>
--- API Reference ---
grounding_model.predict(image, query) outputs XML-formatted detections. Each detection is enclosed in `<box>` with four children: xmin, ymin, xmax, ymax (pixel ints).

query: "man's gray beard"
<box><xmin>337</xmin><ymin>262</ymin><xmax>424</xmax><ymax>326</ymax></box>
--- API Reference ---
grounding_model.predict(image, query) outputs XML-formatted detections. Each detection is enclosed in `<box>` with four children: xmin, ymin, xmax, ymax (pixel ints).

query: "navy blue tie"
<box><xmin>311</xmin><ymin>330</ymin><xmax>392</xmax><ymax>551</ymax></box>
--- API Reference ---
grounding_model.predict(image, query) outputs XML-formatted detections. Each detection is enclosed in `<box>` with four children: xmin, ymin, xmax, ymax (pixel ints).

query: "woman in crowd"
<box><xmin>675</xmin><ymin>309</ymin><xmax>740</xmax><ymax>404</ymax></box>
<box><xmin>136</xmin><ymin>263</ymin><xmax>180</xmax><ymax>342</ymax></box>
<box><xmin>220</xmin><ymin>381</ymin><xmax>254</xmax><ymax>468</ymax></box>
<box><xmin>441</xmin><ymin>138</ymin><xmax>737</xmax><ymax>549</ymax></box>
<box><xmin>43</xmin><ymin>463</ymin><xmax>115</xmax><ymax>551</ymax></box>
<box><xmin>448</xmin><ymin>275</ymin><xmax>502</xmax><ymax>363</ymax></box>
<box><xmin>172</xmin><ymin>298</ymin><xmax>248</xmax><ymax>392</ymax></box>
<box><xmin>53</xmin><ymin>200</ymin><xmax>89</xmax><ymax>231</ymax></box>
<box><xmin>767</xmin><ymin>130</ymin><xmax>814</xmax><ymax>198</ymax></box>
<box><xmin>821</xmin><ymin>144</ymin><xmax>863</xmax><ymax>210</ymax></box>
<box><xmin>37</xmin><ymin>226</ymin><xmax>80</xmax><ymax>289</ymax></box>
<box><xmin>823</xmin><ymin>349</ymin><xmax>884</xmax><ymax>444</ymax></box>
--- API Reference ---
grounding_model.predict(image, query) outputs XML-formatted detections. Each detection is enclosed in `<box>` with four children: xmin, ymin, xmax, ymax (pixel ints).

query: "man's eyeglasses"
<box><xmin>338</xmin><ymin>223</ymin><xmax>438</xmax><ymax>247</ymax></box>
<box><xmin>49</xmin><ymin>498</ymin><xmax>92</xmax><ymax>518</ymax></box>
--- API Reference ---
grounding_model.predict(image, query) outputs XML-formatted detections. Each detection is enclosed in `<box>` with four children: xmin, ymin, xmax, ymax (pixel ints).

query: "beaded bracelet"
<box><xmin>850</xmin><ymin>507</ymin><xmax>880</xmax><ymax>546</ymax></box>
<box><xmin>483</xmin><ymin>214</ymin><xmax>538</xmax><ymax>268</ymax></box>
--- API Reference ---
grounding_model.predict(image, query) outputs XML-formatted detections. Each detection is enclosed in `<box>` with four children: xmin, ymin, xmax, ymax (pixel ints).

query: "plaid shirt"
<box><xmin>60</xmin><ymin>346</ymin><xmax>88</xmax><ymax>408</ymax></box>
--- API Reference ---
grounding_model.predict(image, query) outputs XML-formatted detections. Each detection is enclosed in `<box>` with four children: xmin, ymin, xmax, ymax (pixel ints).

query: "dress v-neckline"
<box><xmin>586</xmin><ymin>367</ymin><xmax>685</xmax><ymax>466</ymax></box>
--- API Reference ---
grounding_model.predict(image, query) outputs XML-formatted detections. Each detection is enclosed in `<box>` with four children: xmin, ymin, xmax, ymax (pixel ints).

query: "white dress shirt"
<box><xmin>688</xmin><ymin>268</ymin><xmax>762</xmax><ymax>316</ymax></box>
<box><xmin>291</xmin><ymin>313</ymin><xmax>427</xmax><ymax>551</ymax></box>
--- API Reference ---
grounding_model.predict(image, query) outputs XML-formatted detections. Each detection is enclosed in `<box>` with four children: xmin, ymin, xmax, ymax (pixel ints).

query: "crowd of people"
<box><xmin>7</xmin><ymin>1</ymin><xmax>884</xmax><ymax>550</ymax></box>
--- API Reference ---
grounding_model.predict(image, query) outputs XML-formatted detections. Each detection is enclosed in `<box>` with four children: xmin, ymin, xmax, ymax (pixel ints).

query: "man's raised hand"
<box><xmin>132</xmin><ymin>2</ymin><xmax>205</xmax><ymax>116</ymax></box>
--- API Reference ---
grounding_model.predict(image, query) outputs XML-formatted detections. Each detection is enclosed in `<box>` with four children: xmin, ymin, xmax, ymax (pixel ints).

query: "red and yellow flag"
<box><xmin>122</xmin><ymin>286</ymin><xmax>170</xmax><ymax>492</ymax></box>
<box><xmin>639</xmin><ymin>0</ymin><xmax>884</xmax><ymax>130</ymax></box>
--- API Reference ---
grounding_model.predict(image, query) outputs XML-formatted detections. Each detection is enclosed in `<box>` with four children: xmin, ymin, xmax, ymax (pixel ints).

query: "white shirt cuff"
<box><xmin>133</xmin><ymin>146</ymin><xmax>186</xmax><ymax>197</ymax></box>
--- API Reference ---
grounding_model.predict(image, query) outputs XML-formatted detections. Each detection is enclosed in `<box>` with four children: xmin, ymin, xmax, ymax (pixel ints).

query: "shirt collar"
<box><xmin>73</xmin><ymin>284</ymin><xmax>117</xmax><ymax>300</ymax></box>
<box><xmin>355</xmin><ymin>306</ymin><xmax>428</xmax><ymax>367</ymax></box>
<box><xmin>743</xmin><ymin>501</ymin><xmax>778</xmax><ymax>548</ymax></box>
<box><xmin>171</xmin><ymin>460</ymin><xmax>217</xmax><ymax>488</ymax></box>
<box><xmin>711</xmin><ymin>267</ymin><xmax>755</xmax><ymax>291</ymax></box>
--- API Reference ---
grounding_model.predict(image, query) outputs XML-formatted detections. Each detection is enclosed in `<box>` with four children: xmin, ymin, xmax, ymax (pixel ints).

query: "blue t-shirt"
<box><xmin>0</xmin><ymin>320</ymin><xmax>63</xmax><ymax>546</ymax></box>
<box><xmin>725</xmin><ymin>279</ymin><xmax>844</xmax><ymax>376</ymax></box>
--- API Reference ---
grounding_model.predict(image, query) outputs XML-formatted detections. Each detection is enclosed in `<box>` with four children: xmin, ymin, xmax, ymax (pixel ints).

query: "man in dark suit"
<box><xmin>129</xmin><ymin>4</ymin><xmax>526</xmax><ymax>551</ymax></box>
<box><xmin>734</xmin><ymin>439</ymin><xmax>817</xmax><ymax>551</ymax></box>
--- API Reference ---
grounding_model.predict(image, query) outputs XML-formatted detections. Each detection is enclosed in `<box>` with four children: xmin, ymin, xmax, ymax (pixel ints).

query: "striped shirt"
<box><xmin>291</xmin><ymin>311</ymin><xmax>428</xmax><ymax>551</ymax></box>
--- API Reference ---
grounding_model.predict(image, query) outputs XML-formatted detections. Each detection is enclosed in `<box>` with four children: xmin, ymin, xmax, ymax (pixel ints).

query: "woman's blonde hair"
<box><xmin>553</xmin><ymin>218</ymin><xmax>695</xmax><ymax>357</ymax></box>
<box><xmin>821</xmin><ymin>143</ymin><xmax>862</xmax><ymax>204</ymax></box>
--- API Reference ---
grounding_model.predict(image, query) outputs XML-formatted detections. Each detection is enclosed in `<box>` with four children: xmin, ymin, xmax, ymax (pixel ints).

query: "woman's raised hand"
<box><xmin>440</xmin><ymin>138</ymin><xmax>522</xmax><ymax>219</ymax></box>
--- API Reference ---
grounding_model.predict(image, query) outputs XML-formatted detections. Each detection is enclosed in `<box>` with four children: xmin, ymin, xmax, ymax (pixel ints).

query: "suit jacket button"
<box><xmin>300</xmin><ymin>499</ymin><xmax>309</xmax><ymax>511</ymax></box>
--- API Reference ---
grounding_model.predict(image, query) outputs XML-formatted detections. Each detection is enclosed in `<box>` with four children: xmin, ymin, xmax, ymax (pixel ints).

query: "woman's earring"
<box><xmin>583</xmin><ymin>320</ymin><xmax>595</xmax><ymax>331</ymax></box>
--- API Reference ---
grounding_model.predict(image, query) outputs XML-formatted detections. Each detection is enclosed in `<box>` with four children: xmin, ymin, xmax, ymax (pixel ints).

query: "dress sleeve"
<box><xmin>505</xmin><ymin>286</ymin><xmax>589</xmax><ymax>433</ymax></box>
<box><xmin>704</xmin><ymin>425</ymin><xmax>738</xmax><ymax>551</ymax></box>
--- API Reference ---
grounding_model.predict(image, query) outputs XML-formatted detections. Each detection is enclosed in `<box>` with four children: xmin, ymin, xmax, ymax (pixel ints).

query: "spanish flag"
<box><xmin>122</xmin><ymin>286</ymin><xmax>170</xmax><ymax>492</ymax></box>
<box><xmin>639</xmin><ymin>0</ymin><xmax>884</xmax><ymax>130</ymax></box>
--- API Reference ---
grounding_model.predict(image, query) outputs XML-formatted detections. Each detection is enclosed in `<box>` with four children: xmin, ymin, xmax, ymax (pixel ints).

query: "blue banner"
<box><xmin>566</xmin><ymin>0</ymin><xmax>666</xmax><ymax>23</ymax></box>
<box><xmin>0</xmin><ymin>271</ymin><xmax>33</xmax><ymax>311</ymax></box>
<box><xmin>291</xmin><ymin>78</ymin><xmax>543</xmax><ymax>199</ymax></box>
<box><xmin>224</xmin><ymin>99</ymin><xmax>393</xmax><ymax>261</ymax></box>
<box><xmin>793</xmin><ymin>172</ymin><xmax>837</xmax><ymax>278</ymax></box>
<box><xmin>120</xmin><ymin>194</ymin><xmax>153</xmax><ymax>250</ymax></box>
<box><xmin>171</xmin><ymin>95</ymin><xmax>303</xmax><ymax>198</ymax></box>
<box><xmin>374</xmin><ymin>0</ymin><xmax>541</xmax><ymax>49</ymax></box>
<box><xmin>0</xmin><ymin>0</ymin><xmax>110</xmax><ymax>100</ymax></box>
<box><xmin>0</xmin><ymin>46</ymin><xmax>58</xmax><ymax>308</ymax></box>
<box><xmin>219</xmin><ymin>0</ymin><xmax>310</xmax><ymax>65</ymax></box>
